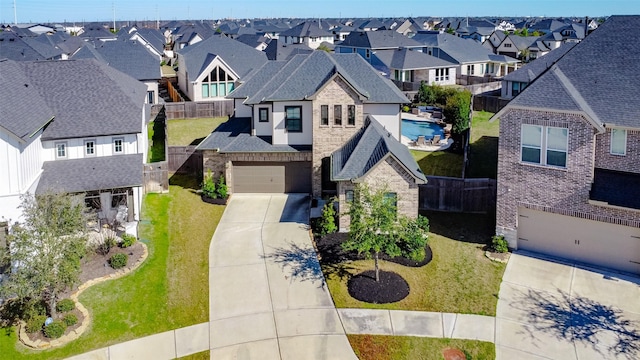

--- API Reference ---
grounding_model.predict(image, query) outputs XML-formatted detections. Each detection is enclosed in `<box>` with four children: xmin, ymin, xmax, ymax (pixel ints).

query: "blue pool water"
<box><xmin>401</xmin><ymin>119</ymin><xmax>445</xmax><ymax>141</ymax></box>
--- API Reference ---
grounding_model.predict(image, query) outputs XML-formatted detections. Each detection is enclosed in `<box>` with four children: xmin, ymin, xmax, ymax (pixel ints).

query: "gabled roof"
<box><xmin>0</xmin><ymin>32</ymin><xmax>49</xmax><ymax>61</ymax></box>
<box><xmin>506</xmin><ymin>35</ymin><xmax>540</xmax><ymax>51</ymax></box>
<box><xmin>196</xmin><ymin>118</ymin><xmax>311</xmax><ymax>152</ymax></box>
<box><xmin>280</xmin><ymin>21</ymin><xmax>333</xmax><ymax>38</ymax></box>
<box><xmin>13</xmin><ymin>59</ymin><xmax>147</xmax><ymax>140</ymax></box>
<box><xmin>232</xmin><ymin>51</ymin><xmax>408</xmax><ymax>105</ymax></box>
<box><xmin>235</xmin><ymin>34</ymin><xmax>269</xmax><ymax>49</ymax></box>
<box><xmin>263</xmin><ymin>39</ymin><xmax>313</xmax><ymax>60</ymax></box>
<box><xmin>72</xmin><ymin>39</ymin><xmax>161</xmax><ymax>81</ymax></box>
<box><xmin>339</xmin><ymin>30</ymin><xmax>423</xmax><ymax>49</ymax></box>
<box><xmin>36</xmin><ymin>154</ymin><xmax>143</xmax><ymax>194</ymax></box>
<box><xmin>56</xmin><ymin>36</ymin><xmax>86</xmax><ymax>55</ymax></box>
<box><xmin>358</xmin><ymin>19</ymin><xmax>386</xmax><ymax>30</ymax></box>
<box><xmin>503</xmin><ymin>42</ymin><xmax>576</xmax><ymax>83</ymax></box>
<box><xmin>504</xmin><ymin>16</ymin><xmax>640</xmax><ymax>129</ymax></box>
<box><xmin>131</xmin><ymin>28</ymin><xmax>166</xmax><ymax>54</ymax></box>
<box><xmin>331</xmin><ymin>116</ymin><xmax>426</xmax><ymax>184</ymax></box>
<box><xmin>178</xmin><ymin>34</ymin><xmax>268</xmax><ymax>79</ymax></box>
<box><xmin>413</xmin><ymin>31</ymin><xmax>517</xmax><ymax>64</ymax></box>
<box><xmin>0</xmin><ymin>59</ymin><xmax>54</xmax><ymax>141</ymax></box>
<box><xmin>373</xmin><ymin>48</ymin><xmax>456</xmax><ymax>70</ymax></box>
<box><xmin>79</xmin><ymin>23</ymin><xmax>116</xmax><ymax>40</ymax></box>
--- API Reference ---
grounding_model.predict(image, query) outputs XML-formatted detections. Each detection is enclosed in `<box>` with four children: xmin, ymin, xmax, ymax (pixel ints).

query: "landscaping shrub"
<box><xmin>23</xmin><ymin>300</ymin><xmax>47</xmax><ymax>320</ymax></box>
<box><xmin>25</xmin><ymin>315</ymin><xmax>46</xmax><ymax>333</ymax></box>
<box><xmin>216</xmin><ymin>175</ymin><xmax>228</xmax><ymax>199</ymax></box>
<box><xmin>399</xmin><ymin>215</ymin><xmax>430</xmax><ymax>261</ymax></box>
<box><xmin>491</xmin><ymin>235</ymin><xmax>509</xmax><ymax>253</ymax></box>
<box><xmin>109</xmin><ymin>253</ymin><xmax>128</xmax><ymax>269</ymax></box>
<box><xmin>62</xmin><ymin>313</ymin><xmax>78</xmax><ymax>326</ymax></box>
<box><xmin>202</xmin><ymin>170</ymin><xmax>217</xmax><ymax>198</ymax></box>
<box><xmin>120</xmin><ymin>233</ymin><xmax>137</xmax><ymax>248</ymax></box>
<box><xmin>56</xmin><ymin>299</ymin><xmax>75</xmax><ymax>313</ymax></box>
<box><xmin>96</xmin><ymin>236</ymin><xmax>116</xmax><ymax>256</ymax></box>
<box><xmin>43</xmin><ymin>320</ymin><xmax>66</xmax><ymax>339</ymax></box>
<box><xmin>402</xmin><ymin>105</ymin><xmax>410</xmax><ymax>112</ymax></box>
<box><xmin>317</xmin><ymin>199</ymin><xmax>337</xmax><ymax>235</ymax></box>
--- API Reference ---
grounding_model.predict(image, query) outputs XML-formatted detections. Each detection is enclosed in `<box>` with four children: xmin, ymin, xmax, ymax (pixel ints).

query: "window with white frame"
<box><xmin>55</xmin><ymin>142</ymin><xmax>67</xmax><ymax>159</ymax></box>
<box><xmin>467</xmin><ymin>64</ymin><xmax>474</xmax><ymax>75</ymax></box>
<box><xmin>347</xmin><ymin>105</ymin><xmax>355</xmax><ymax>126</ymax></box>
<box><xmin>334</xmin><ymin>105</ymin><xmax>342</xmax><ymax>126</ymax></box>
<box><xmin>435</xmin><ymin>68</ymin><xmax>449</xmax><ymax>82</ymax></box>
<box><xmin>147</xmin><ymin>91</ymin><xmax>155</xmax><ymax>104</ymax></box>
<box><xmin>201</xmin><ymin>66</ymin><xmax>235</xmax><ymax>98</ymax></box>
<box><xmin>113</xmin><ymin>138</ymin><xmax>124</xmax><ymax>154</ymax></box>
<box><xmin>521</xmin><ymin>124</ymin><xmax>568</xmax><ymax>167</ymax></box>
<box><xmin>84</xmin><ymin>139</ymin><xmax>96</xmax><ymax>157</ymax></box>
<box><xmin>610</xmin><ymin>129</ymin><xmax>627</xmax><ymax>155</ymax></box>
<box><xmin>504</xmin><ymin>43</ymin><xmax>512</xmax><ymax>48</ymax></box>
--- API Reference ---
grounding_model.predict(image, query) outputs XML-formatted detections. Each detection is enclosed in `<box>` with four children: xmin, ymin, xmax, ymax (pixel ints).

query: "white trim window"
<box><xmin>55</xmin><ymin>142</ymin><xmax>67</xmax><ymax>159</ymax></box>
<box><xmin>84</xmin><ymin>139</ymin><xmax>96</xmax><ymax>157</ymax></box>
<box><xmin>435</xmin><ymin>68</ymin><xmax>449</xmax><ymax>82</ymax></box>
<box><xmin>521</xmin><ymin>124</ymin><xmax>568</xmax><ymax>168</ymax></box>
<box><xmin>610</xmin><ymin>129</ymin><xmax>627</xmax><ymax>155</ymax></box>
<box><xmin>113</xmin><ymin>138</ymin><xmax>124</xmax><ymax>154</ymax></box>
<box><xmin>201</xmin><ymin>66</ymin><xmax>235</xmax><ymax>98</ymax></box>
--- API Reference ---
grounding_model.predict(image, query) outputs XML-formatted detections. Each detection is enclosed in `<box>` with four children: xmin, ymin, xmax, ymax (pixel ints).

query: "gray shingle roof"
<box><xmin>503</xmin><ymin>42</ymin><xmax>576</xmax><ymax>83</ymax></box>
<box><xmin>331</xmin><ymin>116</ymin><xmax>426</xmax><ymax>183</ymax></box>
<box><xmin>0</xmin><ymin>32</ymin><xmax>49</xmax><ymax>61</ymax></box>
<box><xmin>263</xmin><ymin>39</ymin><xmax>313</xmax><ymax>60</ymax></box>
<box><xmin>373</xmin><ymin>48</ymin><xmax>456</xmax><ymax>70</ymax></box>
<box><xmin>196</xmin><ymin>118</ymin><xmax>311</xmax><ymax>152</ymax></box>
<box><xmin>36</xmin><ymin>154</ymin><xmax>143</xmax><ymax>194</ymax></box>
<box><xmin>280</xmin><ymin>21</ymin><xmax>333</xmax><ymax>37</ymax></box>
<box><xmin>178</xmin><ymin>34</ymin><xmax>268</xmax><ymax>79</ymax></box>
<box><xmin>590</xmin><ymin>168</ymin><xmax>640</xmax><ymax>210</ymax></box>
<box><xmin>235</xmin><ymin>51</ymin><xmax>408</xmax><ymax>105</ymax></box>
<box><xmin>339</xmin><ymin>30</ymin><xmax>423</xmax><ymax>49</ymax></box>
<box><xmin>412</xmin><ymin>31</ymin><xmax>517</xmax><ymax>64</ymax></box>
<box><xmin>509</xmin><ymin>16</ymin><xmax>640</xmax><ymax>128</ymax></box>
<box><xmin>12</xmin><ymin>59</ymin><xmax>147</xmax><ymax>140</ymax></box>
<box><xmin>72</xmin><ymin>39</ymin><xmax>161</xmax><ymax>81</ymax></box>
<box><xmin>132</xmin><ymin>28</ymin><xmax>166</xmax><ymax>55</ymax></box>
<box><xmin>0</xmin><ymin>59</ymin><xmax>54</xmax><ymax>140</ymax></box>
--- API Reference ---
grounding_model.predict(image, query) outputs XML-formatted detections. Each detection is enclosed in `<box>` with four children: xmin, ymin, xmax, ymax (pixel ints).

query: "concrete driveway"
<box><xmin>209</xmin><ymin>194</ymin><xmax>357</xmax><ymax>360</ymax></box>
<box><xmin>496</xmin><ymin>251</ymin><xmax>640</xmax><ymax>360</ymax></box>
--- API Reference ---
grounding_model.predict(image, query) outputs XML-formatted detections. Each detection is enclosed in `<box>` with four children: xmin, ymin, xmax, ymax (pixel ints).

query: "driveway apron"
<box><xmin>209</xmin><ymin>194</ymin><xmax>358</xmax><ymax>360</ymax></box>
<box><xmin>496</xmin><ymin>251</ymin><xmax>640</xmax><ymax>360</ymax></box>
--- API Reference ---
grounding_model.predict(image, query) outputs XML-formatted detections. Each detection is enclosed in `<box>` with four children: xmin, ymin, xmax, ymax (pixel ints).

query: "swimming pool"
<box><xmin>401</xmin><ymin>119</ymin><xmax>445</xmax><ymax>141</ymax></box>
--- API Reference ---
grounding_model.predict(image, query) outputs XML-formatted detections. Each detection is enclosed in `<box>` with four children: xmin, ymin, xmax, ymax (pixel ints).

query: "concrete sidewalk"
<box><xmin>339</xmin><ymin>309</ymin><xmax>495</xmax><ymax>343</ymax></box>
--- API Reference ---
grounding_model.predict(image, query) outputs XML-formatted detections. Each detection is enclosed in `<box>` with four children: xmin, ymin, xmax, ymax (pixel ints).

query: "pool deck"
<box><xmin>401</xmin><ymin>112</ymin><xmax>452</xmax><ymax>152</ymax></box>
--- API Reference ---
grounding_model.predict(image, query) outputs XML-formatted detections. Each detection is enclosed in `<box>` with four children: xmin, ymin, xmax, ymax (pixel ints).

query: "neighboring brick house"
<box><xmin>197</xmin><ymin>51</ymin><xmax>426</xmax><ymax>230</ymax></box>
<box><xmin>494</xmin><ymin>16</ymin><xmax>640</xmax><ymax>275</ymax></box>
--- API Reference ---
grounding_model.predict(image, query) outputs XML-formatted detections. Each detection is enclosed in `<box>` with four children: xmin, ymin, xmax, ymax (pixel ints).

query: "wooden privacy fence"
<box><xmin>163</xmin><ymin>100</ymin><xmax>234</xmax><ymax>119</ymax></box>
<box><xmin>473</xmin><ymin>95</ymin><xmax>510</xmax><ymax>113</ymax></box>
<box><xmin>143</xmin><ymin>161</ymin><xmax>169</xmax><ymax>193</ymax></box>
<box><xmin>168</xmin><ymin>146</ymin><xmax>202</xmax><ymax>175</ymax></box>
<box><xmin>419</xmin><ymin>176</ymin><xmax>496</xmax><ymax>213</ymax></box>
<box><xmin>167</xmin><ymin>81</ymin><xmax>184</xmax><ymax>102</ymax></box>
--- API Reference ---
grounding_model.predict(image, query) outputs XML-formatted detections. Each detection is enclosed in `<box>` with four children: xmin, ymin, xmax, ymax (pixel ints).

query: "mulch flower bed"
<box><xmin>347</xmin><ymin>270</ymin><xmax>410</xmax><ymax>304</ymax></box>
<box><xmin>22</xmin><ymin>307</ymin><xmax>84</xmax><ymax>344</ymax></box>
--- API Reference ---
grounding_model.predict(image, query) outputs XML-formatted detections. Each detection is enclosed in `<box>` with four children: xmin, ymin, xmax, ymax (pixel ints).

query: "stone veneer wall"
<box><xmin>496</xmin><ymin>108</ymin><xmax>640</xmax><ymax>248</ymax></box>
<box><xmin>311</xmin><ymin>77</ymin><xmax>364</xmax><ymax>196</ymax></box>
<box><xmin>201</xmin><ymin>150</ymin><xmax>312</xmax><ymax>194</ymax></box>
<box><xmin>337</xmin><ymin>157</ymin><xmax>419</xmax><ymax>232</ymax></box>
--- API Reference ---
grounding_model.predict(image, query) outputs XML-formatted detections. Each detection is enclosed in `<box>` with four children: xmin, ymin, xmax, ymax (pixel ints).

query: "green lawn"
<box><xmin>411</xmin><ymin>150</ymin><xmax>464</xmax><ymax>177</ymax></box>
<box><xmin>348</xmin><ymin>335</ymin><xmax>495</xmax><ymax>360</ymax></box>
<box><xmin>167</xmin><ymin>117</ymin><xmax>228</xmax><ymax>146</ymax></box>
<box><xmin>177</xmin><ymin>350</ymin><xmax>210</xmax><ymax>359</ymax></box>
<box><xmin>0</xmin><ymin>175</ymin><xmax>223</xmax><ymax>359</ymax></box>
<box><xmin>467</xmin><ymin>111</ymin><xmax>499</xmax><ymax>179</ymax></box>
<box><xmin>323</xmin><ymin>211</ymin><xmax>505</xmax><ymax>316</ymax></box>
<box><xmin>148</xmin><ymin>119</ymin><xmax>166</xmax><ymax>162</ymax></box>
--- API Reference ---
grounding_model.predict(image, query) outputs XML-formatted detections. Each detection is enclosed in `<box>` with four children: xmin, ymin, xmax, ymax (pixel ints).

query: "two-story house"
<box><xmin>0</xmin><ymin>59</ymin><xmax>148</xmax><ymax>233</ymax></box>
<box><xmin>197</xmin><ymin>51</ymin><xmax>426</xmax><ymax>230</ymax></box>
<box><xmin>494</xmin><ymin>16</ymin><xmax>640</xmax><ymax>275</ymax></box>
<box><xmin>335</xmin><ymin>30</ymin><xmax>423</xmax><ymax>63</ymax></box>
<box><xmin>279</xmin><ymin>21</ymin><xmax>334</xmax><ymax>50</ymax></box>
<box><xmin>176</xmin><ymin>34</ymin><xmax>268</xmax><ymax>102</ymax></box>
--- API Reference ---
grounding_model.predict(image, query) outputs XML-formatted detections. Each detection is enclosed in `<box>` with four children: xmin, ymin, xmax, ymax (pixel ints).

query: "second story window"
<box><xmin>347</xmin><ymin>105</ymin><xmax>355</xmax><ymax>126</ymax></box>
<box><xmin>84</xmin><ymin>140</ymin><xmax>95</xmax><ymax>157</ymax></box>
<box><xmin>55</xmin><ymin>142</ymin><xmax>67</xmax><ymax>159</ymax></box>
<box><xmin>610</xmin><ymin>129</ymin><xmax>627</xmax><ymax>155</ymax></box>
<box><xmin>334</xmin><ymin>105</ymin><xmax>342</xmax><ymax>126</ymax></box>
<box><xmin>320</xmin><ymin>105</ymin><xmax>329</xmax><ymax>126</ymax></box>
<box><xmin>521</xmin><ymin>124</ymin><xmax>568</xmax><ymax>168</ymax></box>
<box><xmin>202</xmin><ymin>66</ymin><xmax>235</xmax><ymax>98</ymax></box>
<box><xmin>259</xmin><ymin>108</ymin><xmax>269</xmax><ymax>122</ymax></box>
<box><xmin>285</xmin><ymin>106</ymin><xmax>302</xmax><ymax>132</ymax></box>
<box><xmin>113</xmin><ymin>138</ymin><xmax>124</xmax><ymax>154</ymax></box>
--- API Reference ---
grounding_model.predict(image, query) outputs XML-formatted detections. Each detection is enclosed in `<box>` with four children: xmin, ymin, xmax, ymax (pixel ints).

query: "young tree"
<box><xmin>444</xmin><ymin>89</ymin><xmax>472</xmax><ymax>134</ymax></box>
<box><xmin>0</xmin><ymin>193</ymin><xmax>91</xmax><ymax>319</ymax></box>
<box><xmin>342</xmin><ymin>184</ymin><xmax>401</xmax><ymax>282</ymax></box>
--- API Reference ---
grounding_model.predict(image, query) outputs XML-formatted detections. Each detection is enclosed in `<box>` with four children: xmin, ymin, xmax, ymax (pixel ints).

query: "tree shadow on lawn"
<box><xmin>420</xmin><ymin>210</ymin><xmax>495</xmax><ymax>246</ymax></box>
<box><xmin>169</xmin><ymin>173</ymin><xmax>200</xmax><ymax>191</ymax></box>
<box><xmin>512</xmin><ymin>287</ymin><xmax>640</xmax><ymax>359</ymax></box>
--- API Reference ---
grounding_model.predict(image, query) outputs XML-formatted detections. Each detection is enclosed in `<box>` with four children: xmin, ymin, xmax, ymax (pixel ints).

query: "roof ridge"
<box><xmin>551</xmin><ymin>66</ymin><xmax>604</xmax><ymax>131</ymax></box>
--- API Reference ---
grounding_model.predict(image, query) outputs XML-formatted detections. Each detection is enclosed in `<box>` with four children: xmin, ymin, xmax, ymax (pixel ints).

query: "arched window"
<box><xmin>201</xmin><ymin>66</ymin><xmax>235</xmax><ymax>98</ymax></box>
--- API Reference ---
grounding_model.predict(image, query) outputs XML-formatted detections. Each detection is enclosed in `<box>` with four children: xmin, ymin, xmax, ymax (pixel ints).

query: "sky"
<box><xmin>0</xmin><ymin>0</ymin><xmax>638</xmax><ymax>24</ymax></box>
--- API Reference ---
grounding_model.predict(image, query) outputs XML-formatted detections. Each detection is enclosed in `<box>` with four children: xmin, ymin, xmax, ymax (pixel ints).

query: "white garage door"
<box><xmin>518</xmin><ymin>207</ymin><xmax>640</xmax><ymax>275</ymax></box>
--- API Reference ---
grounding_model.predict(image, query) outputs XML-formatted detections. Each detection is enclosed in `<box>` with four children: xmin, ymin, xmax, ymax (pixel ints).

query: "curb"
<box><xmin>19</xmin><ymin>242</ymin><xmax>149</xmax><ymax>350</ymax></box>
